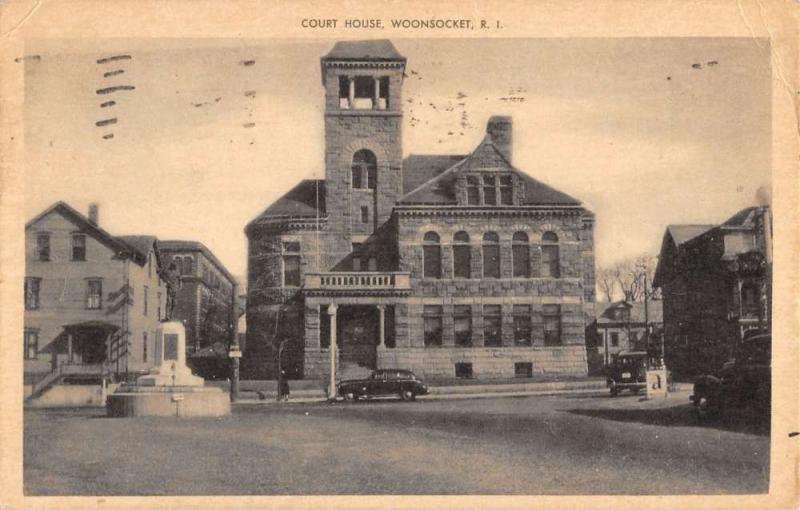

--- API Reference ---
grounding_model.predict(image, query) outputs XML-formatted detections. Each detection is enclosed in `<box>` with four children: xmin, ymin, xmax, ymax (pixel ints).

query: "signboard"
<box><xmin>228</xmin><ymin>350</ymin><xmax>242</xmax><ymax>358</ymax></box>
<box><xmin>164</xmin><ymin>334</ymin><xmax>179</xmax><ymax>361</ymax></box>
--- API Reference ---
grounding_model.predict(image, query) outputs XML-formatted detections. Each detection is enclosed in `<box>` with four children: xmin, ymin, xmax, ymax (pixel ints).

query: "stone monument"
<box><xmin>106</xmin><ymin>321</ymin><xmax>230</xmax><ymax>417</ymax></box>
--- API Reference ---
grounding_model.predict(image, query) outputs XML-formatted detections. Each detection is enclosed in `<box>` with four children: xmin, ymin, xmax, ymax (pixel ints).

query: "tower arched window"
<box><xmin>352</xmin><ymin>149</ymin><xmax>377</xmax><ymax>190</ymax></box>
<box><xmin>423</xmin><ymin>231</ymin><xmax>441</xmax><ymax>279</ymax></box>
<box><xmin>512</xmin><ymin>232</ymin><xmax>530</xmax><ymax>278</ymax></box>
<box><xmin>482</xmin><ymin>232</ymin><xmax>500</xmax><ymax>278</ymax></box>
<box><xmin>453</xmin><ymin>231</ymin><xmax>471</xmax><ymax>279</ymax></box>
<box><xmin>541</xmin><ymin>231</ymin><xmax>560</xmax><ymax>278</ymax></box>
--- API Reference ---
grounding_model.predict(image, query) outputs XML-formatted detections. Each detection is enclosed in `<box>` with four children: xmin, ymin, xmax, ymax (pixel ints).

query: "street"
<box><xmin>24</xmin><ymin>390</ymin><xmax>769</xmax><ymax>495</ymax></box>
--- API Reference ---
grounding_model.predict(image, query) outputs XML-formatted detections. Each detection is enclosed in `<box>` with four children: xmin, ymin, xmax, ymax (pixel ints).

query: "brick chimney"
<box><xmin>486</xmin><ymin>116</ymin><xmax>512</xmax><ymax>163</ymax></box>
<box><xmin>88</xmin><ymin>203</ymin><xmax>99</xmax><ymax>226</ymax></box>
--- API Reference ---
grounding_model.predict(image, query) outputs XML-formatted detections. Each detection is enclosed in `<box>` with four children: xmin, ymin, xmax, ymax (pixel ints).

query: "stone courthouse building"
<box><xmin>244</xmin><ymin>40</ymin><xmax>596</xmax><ymax>381</ymax></box>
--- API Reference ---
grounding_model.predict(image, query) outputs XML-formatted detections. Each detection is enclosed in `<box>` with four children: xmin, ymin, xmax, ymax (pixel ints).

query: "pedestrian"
<box><xmin>279</xmin><ymin>369</ymin><xmax>290</xmax><ymax>401</ymax></box>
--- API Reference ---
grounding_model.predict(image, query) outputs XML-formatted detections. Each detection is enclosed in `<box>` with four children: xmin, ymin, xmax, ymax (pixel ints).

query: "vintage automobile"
<box><xmin>606</xmin><ymin>351</ymin><xmax>648</xmax><ymax>396</ymax></box>
<box><xmin>691</xmin><ymin>333</ymin><xmax>771</xmax><ymax>419</ymax></box>
<box><xmin>337</xmin><ymin>369</ymin><xmax>428</xmax><ymax>402</ymax></box>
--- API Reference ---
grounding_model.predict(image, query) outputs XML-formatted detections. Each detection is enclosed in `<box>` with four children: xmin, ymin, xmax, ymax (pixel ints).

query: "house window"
<box><xmin>543</xmin><ymin>304</ymin><xmax>562</xmax><ymax>346</ymax></box>
<box><xmin>453</xmin><ymin>231</ymin><xmax>471</xmax><ymax>278</ymax></box>
<box><xmin>611</xmin><ymin>332</ymin><xmax>619</xmax><ymax>347</ymax></box>
<box><xmin>500</xmin><ymin>175</ymin><xmax>514</xmax><ymax>205</ymax></box>
<box><xmin>367</xmin><ymin>257</ymin><xmax>377</xmax><ymax>271</ymax></box>
<box><xmin>24</xmin><ymin>277</ymin><xmax>41</xmax><ymax>310</ymax></box>
<box><xmin>173</xmin><ymin>256</ymin><xmax>183</xmax><ymax>275</ymax></box>
<box><xmin>454</xmin><ymin>305</ymin><xmax>472</xmax><ymax>347</ymax></box>
<box><xmin>72</xmin><ymin>234</ymin><xmax>86</xmax><ymax>261</ymax></box>
<box><xmin>513</xmin><ymin>305</ymin><xmax>532</xmax><ymax>346</ymax></box>
<box><xmin>483</xmin><ymin>304</ymin><xmax>502</xmax><ymax>347</ymax></box>
<box><xmin>741</xmin><ymin>282</ymin><xmax>760</xmax><ymax>316</ymax></box>
<box><xmin>515</xmin><ymin>362</ymin><xmax>533</xmax><ymax>378</ymax></box>
<box><xmin>455</xmin><ymin>362</ymin><xmax>473</xmax><ymax>379</ymax></box>
<box><xmin>466</xmin><ymin>176</ymin><xmax>480</xmax><ymax>205</ymax></box>
<box><xmin>351</xmin><ymin>149</ymin><xmax>377</xmax><ymax>190</ymax></box>
<box><xmin>360</xmin><ymin>206</ymin><xmax>369</xmax><ymax>224</ymax></box>
<box><xmin>482</xmin><ymin>232</ymin><xmax>500</xmax><ymax>278</ymax></box>
<box><xmin>87</xmin><ymin>279</ymin><xmax>102</xmax><ymax>309</ymax></box>
<box><xmin>283</xmin><ymin>241</ymin><xmax>301</xmax><ymax>287</ymax></box>
<box><xmin>423</xmin><ymin>305</ymin><xmax>443</xmax><ymax>347</ymax></box>
<box><xmin>24</xmin><ymin>329</ymin><xmax>39</xmax><ymax>360</ymax></box>
<box><xmin>36</xmin><ymin>233</ymin><xmax>50</xmax><ymax>261</ymax></box>
<box><xmin>541</xmin><ymin>231</ymin><xmax>560</xmax><ymax>278</ymax></box>
<box><xmin>143</xmin><ymin>332</ymin><xmax>148</xmax><ymax>362</ymax></box>
<box><xmin>423</xmin><ymin>231</ymin><xmax>441</xmax><ymax>279</ymax></box>
<box><xmin>482</xmin><ymin>175</ymin><xmax>497</xmax><ymax>205</ymax></box>
<box><xmin>512</xmin><ymin>232</ymin><xmax>530</xmax><ymax>278</ymax></box>
<box><xmin>143</xmin><ymin>285</ymin><xmax>149</xmax><ymax>315</ymax></box>
<box><xmin>182</xmin><ymin>256</ymin><xmax>193</xmax><ymax>276</ymax></box>
<box><xmin>352</xmin><ymin>242</ymin><xmax>361</xmax><ymax>271</ymax></box>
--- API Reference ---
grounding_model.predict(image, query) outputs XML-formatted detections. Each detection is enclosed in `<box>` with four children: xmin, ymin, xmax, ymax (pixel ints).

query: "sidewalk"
<box><xmin>232</xmin><ymin>378</ymin><xmax>612</xmax><ymax>406</ymax></box>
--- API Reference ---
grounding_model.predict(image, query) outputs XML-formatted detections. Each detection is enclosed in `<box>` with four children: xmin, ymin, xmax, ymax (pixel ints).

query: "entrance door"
<box><xmin>337</xmin><ymin>305</ymin><xmax>378</xmax><ymax>369</ymax></box>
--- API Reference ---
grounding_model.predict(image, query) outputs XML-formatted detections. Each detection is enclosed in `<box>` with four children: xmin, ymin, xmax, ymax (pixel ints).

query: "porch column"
<box><xmin>327</xmin><ymin>304</ymin><xmax>338</xmax><ymax>400</ymax></box>
<box><xmin>377</xmin><ymin>305</ymin><xmax>385</xmax><ymax>348</ymax></box>
<box><xmin>348</xmin><ymin>78</ymin><xmax>355</xmax><ymax>107</ymax></box>
<box><xmin>67</xmin><ymin>333</ymin><xmax>73</xmax><ymax>363</ymax></box>
<box><xmin>373</xmin><ymin>77</ymin><xmax>380</xmax><ymax>109</ymax></box>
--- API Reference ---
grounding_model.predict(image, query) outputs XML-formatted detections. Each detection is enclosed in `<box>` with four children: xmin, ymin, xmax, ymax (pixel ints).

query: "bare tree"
<box><xmin>597</xmin><ymin>267</ymin><xmax>619</xmax><ymax>302</ymax></box>
<box><xmin>601</xmin><ymin>255</ymin><xmax>661</xmax><ymax>303</ymax></box>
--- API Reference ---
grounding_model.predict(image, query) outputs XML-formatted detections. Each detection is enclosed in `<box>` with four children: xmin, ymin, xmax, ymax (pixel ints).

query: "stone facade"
<box><xmin>244</xmin><ymin>40</ymin><xmax>595</xmax><ymax>381</ymax></box>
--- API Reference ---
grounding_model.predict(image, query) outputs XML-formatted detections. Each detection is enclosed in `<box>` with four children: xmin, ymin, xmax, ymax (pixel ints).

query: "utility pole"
<box><xmin>327</xmin><ymin>304</ymin><xmax>338</xmax><ymax>400</ymax></box>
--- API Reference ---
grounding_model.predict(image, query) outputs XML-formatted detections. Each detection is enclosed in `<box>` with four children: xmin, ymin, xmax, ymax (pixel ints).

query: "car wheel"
<box><xmin>695</xmin><ymin>395</ymin><xmax>721</xmax><ymax>420</ymax></box>
<box><xmin>609</xmin><ymin>386</ymin><xmax>618</xmax><ymax>397</ymax></box>
<box><xmin>400</xmin><ymin>389</ymin><xmax>416</xmax><ymax>401</ymax></box>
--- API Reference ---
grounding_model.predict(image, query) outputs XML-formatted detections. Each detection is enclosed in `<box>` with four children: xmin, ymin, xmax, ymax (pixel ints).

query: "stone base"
<box><xmin>106</xmin><ymin>386</ymin><xmax>230</xmax><ymax>417</ymax></box>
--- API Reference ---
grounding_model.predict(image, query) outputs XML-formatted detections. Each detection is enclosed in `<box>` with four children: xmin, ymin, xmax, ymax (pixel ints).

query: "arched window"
<box><xmin>512</xmin><ymin>232</ymin><xmax>530</xmax><ymax>278</ymax></box>
<box><xmin>541</xmin><ymin>231</ymin><xmax>560</xmax><ymax>278</ymax></box>
<box><xmin>423</xmin><ymin>231</ymin><xmax>441</xmax><ymax>279</ymax></box>
<box><xmin>482</xmin><ymin>232</ymin><xmax>500</xmax><ymax>278</ymax></box>
<box><xmin>351</xmin><ymin>149</ymin><xmax>377</xmax><ymax>190</ymax></box>
<box><xmin>453</xmin><ymin>231</ymin><xmax>471</xmax><ymax>279</ymax></box>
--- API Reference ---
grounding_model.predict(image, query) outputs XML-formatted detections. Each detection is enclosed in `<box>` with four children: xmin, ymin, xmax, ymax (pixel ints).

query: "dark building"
<box><xmin>653</xmin><ymin>206</ymin><xmax>772</xmax><ymax>378</ymax></box>
<box><xmin>244</xmin><ymin>40</ymin><xmax>596</xmax><ymax>381</ymax></box>
<box><xmin>159</xmin><ymin>241</ymin><xmax>238</xmax><ymax>358</ymax></box>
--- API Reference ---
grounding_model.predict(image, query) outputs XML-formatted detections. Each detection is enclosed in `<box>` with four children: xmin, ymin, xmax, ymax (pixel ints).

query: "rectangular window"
<box><xmin>513</xmin><ymin>244</ymin><xmax>530</xmax><ymax>278</ymax></box>
<box><xmin>143</xmin><ymin>332</ymin><xmax>148</xmax><ymax>362</ymax></box>
<box><xmin>543</xmin><ymin>304</ymin><xmax>562</xmax><ymax>346</ymax></box>
<box><xmin>367</xmin><ymin>257</ymin><xmax>377</xmax><ymax>271</ymax></box>
<box><xmin>86</xmin><ymin>279</ymin><xmax>102</xmax><ymax>309</ymax></box>
<box><xmin>482</xmin><ymin>175</ymin><xmax>497</xmax><ymax>205</ymax></box>
<box><xmin>283</xmin><ymin>241</ymin><xmax>301</xmax><ymax>287</ymax></box>
<box><xmin>143</xmin><ymin>285</ymin><xmax>149</xmax><ymax>315</ymax></box>
<box><xmin>24</xmin><ymin>329</ymin><xmax>39</xmax><ymax>360</ymax></box>
<box><xmin>500</xmin><ymin>175</ymin><xmax>514</xmax><ymax>205</ymax></box>
<box><xmin>541</xmin><ymin>245</ymin><xmax>560</xmax><ymax>278</ymax></box>
<box><xmin>515</xmin><ymin>362</ymin><xmax>533</xmax><ymax>378</ymax></box>
<box><xmin>513</xmin><ymin>305</ymin><xmax>532</xmax><ymax>346</ymax></box>
<box><xmin>483</xmin><ymin>305</ymin><xmax>502</xmax><ymax>347</ymax></box>
<box><xmin>611</xmin><ymin>332</ymin><xmax>619</xmax><ymax>347</ymax></box>
<box><xmin>72</xmin><ymin>234</ymin><xmax>86</xmax><ymax>261</ymax></box>
<box><xmin>379</xmin><ymin>76</ymin><xmax>390</xmax><ymax>109</ymax></box>
<box><xmin>454</xmin><ymin>305</ymin><xmax>472</xmax><ymax>347</ymax></box>
<box><xmin>423</xmin><ymin>305</ymin><xmax>443</xmax><ymax>347</ymax></box>
<box><xmin>24</xmin><ymin>277</ymin><xmax>41</xmax><ymax>310</ymax></box>
<box><xmin>466</xmin><ymin>176</ymin><xmax>480</xmax><ymax>205</ymax></box>
<box><xmin>455</xmin><ymin>362</ymin><xmax>473</xmax><ymax>379</ymax></box>
<box><xmin>423</xmin><ymin>245</ymin><xmax>441</xmax><ymax>279</ymax></box>
<box><xmin>338</xmin><ymin>75</ymin><xmax>349</xmax><ymax>107</ymax></box>
<box><xmin>360</xmin><ymin>206</ymin><xmax>369</xmax><ymax>224</ymax></box>
<box><xmin>36</xmin><ymin>234</ymin><xmax>50</xmax><ymax>261</ymax></box>
<box><xmin>352</xmin><ymin>257</ymin><xmax>361</xmax><ymax>271</ymax></box>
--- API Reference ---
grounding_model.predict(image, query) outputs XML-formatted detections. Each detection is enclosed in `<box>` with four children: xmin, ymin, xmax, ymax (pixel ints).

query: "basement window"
<box><xmin>455</xmin><ymin>362</ymin><xmax>473</xmax><ymax>379</ymax></box>
<box><xmin>515</xmin><ymin>362</ymin><xmax>533</xmax><ymax>378</ymax></box>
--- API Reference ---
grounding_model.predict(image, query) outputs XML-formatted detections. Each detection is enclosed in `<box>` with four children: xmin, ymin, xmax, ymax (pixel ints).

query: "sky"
<box><xmin>23</xmin><ymin>38</ymin><xmax>771</xmax><ymax>283</ymax></box>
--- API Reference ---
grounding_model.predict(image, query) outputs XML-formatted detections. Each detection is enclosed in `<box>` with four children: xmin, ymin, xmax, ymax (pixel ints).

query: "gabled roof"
<box><xmin>25</xmin><ymin>201</ymin><xmax>148</xmax><ymax>266</ymax></box>
<box><xmin>158</xmin><ymin>240</ymin><xmax>236</xmax><ymax>285</ymax></box>
<box><xmin>596</xmin><ymin>300</ymin><xmax>664</xmax><ymax>324</ymax></box>
<box><xmin>398</xmin><ymin>136</ymin><xmax>582</xmax><ymax>207</ymax></box>
<box><xmin>402</xmin><ymin>154</ymin><xmax>467</xmax><ymax>194</ymax></box>
<box><xmin>322</xmin><ymin>40</ymin><xmax>406</xmax><ymax>62</ymax></box>
<box><xmin>245</xmin><ymin>179</ymin><xmax>326</xmax><ymax>232</ymax></box>
<box><xmin>665</xmin><ymin>225</ymin><xmax>715</xmax><ymax>246</ymax></box>
<box><xmin>722</xmin><ymin>206</ymin><xmax>761</xmax><ymax>228</ymax></box>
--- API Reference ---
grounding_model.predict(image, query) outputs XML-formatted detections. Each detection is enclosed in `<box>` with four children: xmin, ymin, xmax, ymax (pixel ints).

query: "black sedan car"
<box><xmin>691</xmin><ymin>333</ymin><xmax>771</xmax><ymax>419</ymax></box>
<box><xmin>337</xmin><ymin>369</ymin><xmax>428</xmax><ymax>402</ymax></box>
<box><xmin>606</xmin><ymin>351</ymin><xmax>648</xmax><ymax>396</ymax></box>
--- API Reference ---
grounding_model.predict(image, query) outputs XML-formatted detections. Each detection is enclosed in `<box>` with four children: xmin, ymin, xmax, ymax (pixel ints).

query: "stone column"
<box><xmin>327</xmin><ymin>303</ymin><xmax>338</xmax><ymax>399</ymax></box>
<box><xmin>348</xmin><ymin>78</ymin><xmax>355</xmax><ymax>107</ymax></box>
<box><xmin>377</xmin><ymin>305</ymin><xmax>385</xmax><ymax>348</ymax></box>
<box><xmin>373</xmin><ymin>77</ymin><xmax>381</xmax><ymax>109</ymax></box>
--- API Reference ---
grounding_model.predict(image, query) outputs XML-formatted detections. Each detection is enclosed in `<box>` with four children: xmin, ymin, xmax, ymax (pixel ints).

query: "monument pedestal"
<box><xmin>106</xmin><ymin>321</ymin><xmax>230</xmax><ymax>417</ymax></box>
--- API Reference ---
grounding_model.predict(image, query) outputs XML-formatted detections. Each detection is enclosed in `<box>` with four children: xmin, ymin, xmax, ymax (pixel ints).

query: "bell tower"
<box><xmin>320</xmin><ymin>40</ymin><xmax>405</xmax><ymax>269</ymax></box>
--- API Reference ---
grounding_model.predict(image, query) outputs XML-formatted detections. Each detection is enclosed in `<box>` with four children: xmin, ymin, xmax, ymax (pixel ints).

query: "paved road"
<box><xmin>24</xmin><ymin>390</ymin><xmax>769</xmax><ymax>495</ymax></box>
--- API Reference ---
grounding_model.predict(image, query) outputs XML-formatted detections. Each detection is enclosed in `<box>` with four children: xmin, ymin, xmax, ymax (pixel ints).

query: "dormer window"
<box><xmin>465</xmin><ymin>173</ymin><xmax>515</xmax><ymax>206</ymax></box>
<box><xmin>338</xmin><ymin>75</ymin><xmax>389</xmax><ymax>110</ymax></box>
